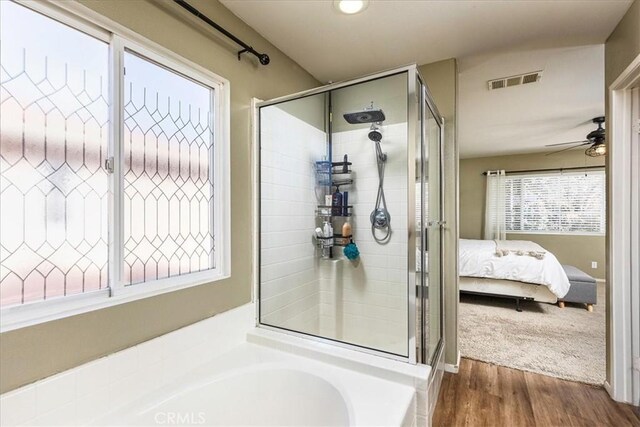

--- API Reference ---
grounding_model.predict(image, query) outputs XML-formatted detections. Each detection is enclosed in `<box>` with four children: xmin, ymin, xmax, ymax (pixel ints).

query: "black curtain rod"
<box><xmin>173</xmin><ymin>0</ymin><xmax>270</xmax><ymax>65</ymax></box>
<box><xmin>482</xmin><ymin>166</ymin><xmax>604</xmax><ymax>176</ymax></box>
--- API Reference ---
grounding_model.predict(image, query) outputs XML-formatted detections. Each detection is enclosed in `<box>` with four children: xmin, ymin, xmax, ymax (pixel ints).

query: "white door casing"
<box><xmin>608</xmin><ymin>53</ymin><xmax>640</xmax><ymax>406</ymax></box>
<box><xmin>630</xmin><ymin>86</ymin><xmax>639</xmax><ymax>407</ymax></box>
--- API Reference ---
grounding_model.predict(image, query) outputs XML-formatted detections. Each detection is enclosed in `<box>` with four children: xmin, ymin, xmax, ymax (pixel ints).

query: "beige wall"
<box><xmin>0</xmin><ymin>0</ymin><xmax>319</xmax><ymax>393</ymax></box>
<box><xmin>605</xmin><ymin>0</ymin><xmax>640</xmax><ymax>90</ymax></box>
<box><xmin>277</xmin><ymin>94</ymin><xmax>327</xmax><ymax>131</ymax></box>
<box><xmin>418</xmin><ymin>59</ymin><xmax>459</xmax><ymax>366</ymax></box>
<box><xmin>460</xmin><ymin>150</ymin><xmax>605</xmax><ymax>280</ymax></box>
<box><xmin>604</xmin><ymin>0</ymin><xmax>639</xmax><ymax>386</ymax></box>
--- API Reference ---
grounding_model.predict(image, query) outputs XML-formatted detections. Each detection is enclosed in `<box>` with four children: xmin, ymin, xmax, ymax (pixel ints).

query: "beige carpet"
<box><xmin>459</xmin><ymin>282</ymin><xmax>606</xmax><ymax>385</ymax></box>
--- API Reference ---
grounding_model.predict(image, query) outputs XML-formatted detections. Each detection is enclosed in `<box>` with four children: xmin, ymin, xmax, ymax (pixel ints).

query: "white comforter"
<box><xmin>459</xmin><ymin>239</ymin><xmax>570</xmax><ymax>298</ymax></box>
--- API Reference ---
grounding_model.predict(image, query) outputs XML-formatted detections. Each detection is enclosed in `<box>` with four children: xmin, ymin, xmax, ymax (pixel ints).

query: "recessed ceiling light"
<box><xmin>334</xmin><ymin>0</ymin><xmax>368</xmax><ymax>15</ymax></box>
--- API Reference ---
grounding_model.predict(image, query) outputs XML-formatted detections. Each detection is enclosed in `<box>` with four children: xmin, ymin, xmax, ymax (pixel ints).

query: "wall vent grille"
<box><xmin>490</xmin><ymin>79</ymin><xmax>505</xmax><ymax>90</ymax></box>
<box><xmin>488</xmin><ymin>70</ymin><xmax>543</xmax><ymax>90</ymax></box>
<box><xmin>506</xmin><ymin>77</ymin><xmax>522</xmax><ymax>87</ymax></box>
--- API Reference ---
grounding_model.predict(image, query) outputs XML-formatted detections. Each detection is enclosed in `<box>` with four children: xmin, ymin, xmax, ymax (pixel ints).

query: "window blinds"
<box><xmin>504</xmin><ymin>170</ymin><xmax>605</xmax><ymax>235</ymax></box>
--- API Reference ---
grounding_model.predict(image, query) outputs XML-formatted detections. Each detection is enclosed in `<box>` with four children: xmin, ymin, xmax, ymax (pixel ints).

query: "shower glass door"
<box><xmin>257</xmin><ymin>66</ymin><xmax>443</xmax><ymax>364</ymax></box>
<box><xmin>258</xmin><ymin>71</ymin><xmax>411</xmax><ymax>359</ymax></box>
<box><xmin>421</xmin><ymin>84</ymin><xmax>444</xmax><ymax>363</ymax></box>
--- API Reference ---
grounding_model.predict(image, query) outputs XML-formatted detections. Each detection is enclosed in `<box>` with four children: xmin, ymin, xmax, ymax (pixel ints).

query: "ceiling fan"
<box><xmin>545</xmin><ymin>116</ymin><xmax>606</xmax><ymax>157</ymax></box>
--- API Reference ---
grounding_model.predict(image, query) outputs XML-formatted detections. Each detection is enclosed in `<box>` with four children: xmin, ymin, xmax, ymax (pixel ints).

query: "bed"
<box><xmin>459</xmin><ymin>239</ymin><xmax>571</xmax><ymax>308</ymax></box>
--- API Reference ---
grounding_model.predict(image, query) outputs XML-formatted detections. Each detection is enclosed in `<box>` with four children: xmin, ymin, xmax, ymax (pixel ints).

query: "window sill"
<box><xmin>0</xmin><ymin>271</ymin><xmax>230</xmax><ymax>333</ymax></box>
<box><xmin>506</xmin><ymin>231</ymin><xmax>606</xmax><ymax>237</ymax></box>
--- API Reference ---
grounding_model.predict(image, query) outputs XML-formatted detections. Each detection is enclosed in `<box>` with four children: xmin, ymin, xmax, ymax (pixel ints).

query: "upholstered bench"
<box><xmin>559</xmin><ymin>265</ymin><xmax>597</xmax><ymax>311</ymax></box>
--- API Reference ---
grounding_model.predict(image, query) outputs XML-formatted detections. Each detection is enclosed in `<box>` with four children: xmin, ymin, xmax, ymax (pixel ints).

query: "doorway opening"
<box><xmin>456</xmin><ymin>44</ymin><xmax>607</xmax><ymax>385</ymax></box>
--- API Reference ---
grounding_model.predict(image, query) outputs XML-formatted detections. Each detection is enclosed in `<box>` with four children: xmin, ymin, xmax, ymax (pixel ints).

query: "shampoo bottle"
<box><xmin>342</xmin><ymin>191</ymin><xmax>349</xmax><ymax>216</ymax></box>
<box><xmin>332</xmin><ymin>188</ymin><xmax>342</xmax><ymax>216</ymax></box>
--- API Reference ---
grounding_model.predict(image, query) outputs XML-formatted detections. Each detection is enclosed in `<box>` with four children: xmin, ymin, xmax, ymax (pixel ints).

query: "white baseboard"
<box><xmin>444</xmin><ymin>351</ymin><xmax>461</xmax><ymax>374</ymax></box>
<box><xmin>604</xmin><ymin>379</ymin><xmax>638</xmax><ymax>405</ymax></box>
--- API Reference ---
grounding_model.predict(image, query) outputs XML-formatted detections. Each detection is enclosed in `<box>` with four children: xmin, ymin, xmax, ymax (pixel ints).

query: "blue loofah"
<box><xmin>344</xmin><ymin>242</ymin><xmax>360</xmax><ymax>260</ymax></box>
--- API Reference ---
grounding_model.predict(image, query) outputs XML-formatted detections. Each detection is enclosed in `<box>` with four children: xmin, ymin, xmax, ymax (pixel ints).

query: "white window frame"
<box><xmin>1</xmin><ymin>0</ymin><xmax>231</xmax><ymax>332</ymax></box>
<box><xmin>503</xmin><ymin>170</ymin><xmax>606</xmax><ymax>237</ymax></box>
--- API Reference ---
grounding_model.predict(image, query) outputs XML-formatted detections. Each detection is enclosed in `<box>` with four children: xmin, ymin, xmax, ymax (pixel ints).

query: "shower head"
<box><xmin>368</xmin><ymin>129</ymin><xmax>382</xmax><ymax>142</ymax></box>
<box><xmin>343</xmin><ymin>109</ymin><xmax>386</xmax><ymax>124</ymax></box>
<box><xmin>368</xmin><ymin>123</ymin><xmax>383</xmax><ymax>142</ymax></box>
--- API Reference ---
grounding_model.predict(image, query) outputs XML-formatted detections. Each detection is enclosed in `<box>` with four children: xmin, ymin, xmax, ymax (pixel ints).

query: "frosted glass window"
<box><xmin>0</xmin><ymin>1</ymin><xmax>109</xmax><ymax>307</ymax></box>
<box><xmin>0</xmin><ymin>1</ymin><xmax>228</xmax><ymax>321</ymax></box>
<box><xmin>123</xmin><ymin>51</ymin><xmax>215</xmax><ymax>285</ymax></box>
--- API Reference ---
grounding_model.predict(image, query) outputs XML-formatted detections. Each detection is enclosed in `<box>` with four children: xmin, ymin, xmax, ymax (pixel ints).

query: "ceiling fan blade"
<box><xmin>544</xmin><ymin>142</ymin><xmax>591</xmax><ymax>156</ymax></box>
<box><xmin>545</xmin><ymin>140</ymin><xmax>589</xmax><ymax>147</ymax></box>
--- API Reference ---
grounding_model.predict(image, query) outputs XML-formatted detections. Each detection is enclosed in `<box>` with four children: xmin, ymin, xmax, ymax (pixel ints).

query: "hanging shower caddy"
<box><xmin>314</xmin><ymin>157</ymin><xmax>355</xmax><ymax>257</ymax></box>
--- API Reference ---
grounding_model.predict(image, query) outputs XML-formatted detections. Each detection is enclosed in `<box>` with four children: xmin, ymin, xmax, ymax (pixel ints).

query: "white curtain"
<box><xmin>484</xmin><ymin>170</ymin><xmax>506</xmax><ymax>240</ymax></box>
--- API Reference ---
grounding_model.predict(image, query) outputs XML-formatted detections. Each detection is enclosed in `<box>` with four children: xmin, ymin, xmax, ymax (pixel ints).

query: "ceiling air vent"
<box><xmin>488</xmin><ymin>70</ymin><xmax>543</xmax><ymax>90</ymax></box>
<box><xmin>489</xmin><ymin>79</ymin><xmax>505</xmax><ymax>90</ymax></box>
<box><xmin>506</xmin><ymin>76</ymin><xmax>522</xmax><ymax>87</ymax></box>
<box><xmin>522</xmin><ymin>72</ymin><xmax>541</xmax><ymax>84</ymax></box>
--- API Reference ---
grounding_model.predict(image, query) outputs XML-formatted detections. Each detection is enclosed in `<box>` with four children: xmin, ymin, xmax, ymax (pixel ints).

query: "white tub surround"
<box><xmin>0</xmin><ymin>304</ymin><xmax>254</xmax><ymax>427</ymax></box>
<box><xmin>0</xmin><ymin>303</ymin><xmax>435</xmax><ymax>426</ymax></box>
<box><xmin>248</xmin><ymin>328</ymin><xmax>431</xmax><ymax>425</ymax></box>
<box><xmin>94</xmin><ymin>343</ymin><xmax>416</xmax><ymax>426</ymax></box>
<box><xmin>249</xmin><ymin>328</ymin><xmax>429</xmax><ymax>386</ymax></box>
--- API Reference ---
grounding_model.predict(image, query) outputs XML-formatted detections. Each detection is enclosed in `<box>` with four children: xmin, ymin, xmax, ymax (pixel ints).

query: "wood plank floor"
<box><xmin>432</xmin><ymin>358</ymin><xmax>640</xmax><ymax>426</ymax></box>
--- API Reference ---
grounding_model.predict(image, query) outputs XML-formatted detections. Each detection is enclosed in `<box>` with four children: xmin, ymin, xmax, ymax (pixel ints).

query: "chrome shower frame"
<box><xmin>254</xmin><ymin>65</ymin><xmax>444</xmax><ymax>366</ymax></box>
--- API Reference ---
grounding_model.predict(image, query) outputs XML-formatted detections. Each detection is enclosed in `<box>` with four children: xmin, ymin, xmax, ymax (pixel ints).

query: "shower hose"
<box><xmin>371</xmin><ymin>140</ymin><xmax>391</xmax><ymax>243</ymax></box>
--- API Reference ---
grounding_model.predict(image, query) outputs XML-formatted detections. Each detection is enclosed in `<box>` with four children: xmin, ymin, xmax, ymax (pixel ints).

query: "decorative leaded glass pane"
<box><xmin>123</xmin><ymin>51</ymin><xmax>215</xmax><ymax>286</ymax></box>
<box><xmin>0</xmin><ymin>2</ymin><xmax>109</xmax><ymax>307</ymax></box>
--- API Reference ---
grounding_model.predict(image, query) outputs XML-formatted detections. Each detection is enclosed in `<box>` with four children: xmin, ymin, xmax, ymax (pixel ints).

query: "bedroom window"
<box><xmin>504</xmin><ymin>170</ymin><xmax>605</xmax><ymax>235</ymax></box>
<box><xmin>0</xmin><ymin>1</ymin><xmax>230</xmax><ymax>329</ymax></box>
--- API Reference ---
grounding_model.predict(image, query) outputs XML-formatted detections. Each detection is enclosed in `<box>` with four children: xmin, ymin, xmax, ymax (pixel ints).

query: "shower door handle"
<box><xmin>424</xmin><ymin>227</ymin><xmax>429</xmax><ymax>252</ymax></box>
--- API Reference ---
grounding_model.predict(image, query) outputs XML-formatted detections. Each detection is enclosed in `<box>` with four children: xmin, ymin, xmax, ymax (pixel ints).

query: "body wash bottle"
<box><xmin>323</xmin><ymin>220</ymin><xmax>333</xmax><ymax>245</ymax></box>
<box><xmin>342</xmin><ymin>219</ymin><xmax>352</xmax><ymax>238</ymax></box>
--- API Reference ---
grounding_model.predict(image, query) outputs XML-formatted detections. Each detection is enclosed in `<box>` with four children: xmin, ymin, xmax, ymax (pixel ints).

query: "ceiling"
<box><xmin>220</xmin><ymin>0</ymin><xmax>630</xmax><ymax>158</ymax></box>
<box><xmin>220</xmin><ymin>0</ymin><xmax>631</xmax><ymax>83</ymax></box>
<box><xmin>458</xmin><ymin>44</ymin><xmax>605</xmax><ymax>158</ymax></box>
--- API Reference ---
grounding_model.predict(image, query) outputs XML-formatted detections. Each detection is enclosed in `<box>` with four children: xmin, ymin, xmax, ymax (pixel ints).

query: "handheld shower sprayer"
<box><xmin>368</xmin><ymin>123</ymin><xmax>383</xmax><ymax>143</ymax></box>
<box><xmin>369</xmin><ymin>129</ymin><xmax>391</xmax><ymax>243</ymax></box>
<box><xmin>342</xmin><ymin>104</ymin><xmax>391</xmax><ymax>244</ymax></box>
<box><xmin>369</xmin><ymin>124</ymin><xmax>386</xmax><ymax>162</ymax></box>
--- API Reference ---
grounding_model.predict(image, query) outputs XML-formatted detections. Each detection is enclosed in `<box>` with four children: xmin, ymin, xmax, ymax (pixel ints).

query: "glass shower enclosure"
<box><xmin>257</xmin><ymin>65</ymin><xmax>444</xmax><ymax>365</ymax></box>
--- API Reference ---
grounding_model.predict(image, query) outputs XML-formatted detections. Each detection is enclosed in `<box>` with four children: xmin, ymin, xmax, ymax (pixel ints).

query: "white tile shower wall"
<box><xmin>259</xmin><ymin>106</ymin><xmax>326</xmax><ymax>335</ymax></box>
<box><xmin>0</xmin><ymin>303</ymin><xmax>255</xmax><ymax>427</ymax></box>
<box><xmin>319</xmin><ymin>123</ymin><xmax>409</xmax><ymax>355</ymax></box>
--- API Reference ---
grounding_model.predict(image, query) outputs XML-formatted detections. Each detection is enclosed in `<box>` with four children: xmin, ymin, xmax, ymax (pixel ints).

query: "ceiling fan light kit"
<box><xmin>545</xmin><ymin>116</ymin><xmax>606</xmax><ymax>157</ymax></box>
<box><xmin>585</xmin><ymin>143</ymin><xmax>607</xmax><ymax>157</ymax></box>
